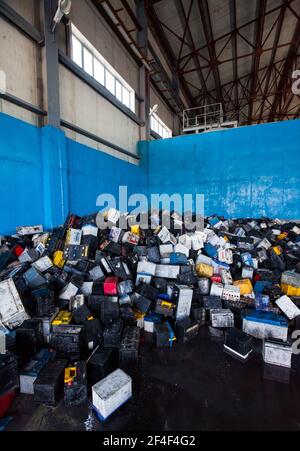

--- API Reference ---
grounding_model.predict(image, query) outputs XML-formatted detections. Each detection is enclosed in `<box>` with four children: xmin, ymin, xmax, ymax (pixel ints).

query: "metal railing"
<box><xmin>183</xmin><ymin>103</ymin><xmax>238</xmax><ymax>133</ymax></box>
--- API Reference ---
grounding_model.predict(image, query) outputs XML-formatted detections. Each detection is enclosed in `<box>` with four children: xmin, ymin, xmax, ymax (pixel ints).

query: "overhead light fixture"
<box><xmin>149</xmin><ymin>104</ymin><xmax>159</xmax><ymax>117</ymax></box>
<box><xmin>51</xmin><ymin>0</ymin><xmax>72</xmax><ymax>33</ymax></box>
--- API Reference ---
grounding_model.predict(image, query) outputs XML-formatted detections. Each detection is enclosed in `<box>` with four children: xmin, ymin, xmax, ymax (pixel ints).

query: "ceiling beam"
<box><xmin>197</xmin><ymin>0</ymin><xmax>224</xmax><ymax>109</ymax></box>
<box><xmin>269</xmin><ymin>17</ymin><xmax>300</xmax><ymax>122</ymax></box>
<box><xmin>175</xmin><ymin>0</ymin><xmax>212</xmax><ymax>105</ymax></box>
<box><xmin>146</xmin><ymin>2</ymin><xmax>195</xmax><ymax>106</ymax></box>
<box><xmin>248</xmin><ymin>0</ymin><xmax>267</xmax><ymax>124</ymax></box>
<box><xmin>229</xmin><ymin>0</ymin><xmax>239</xmax><ymax>122</ymax></box>
<box><xmin>178</xmin><ymin>0</ymin><xmax>297</xmax><ymax>64</ymax></box>
<box><xmin>258</xmin><ymin>0</ymin><xmax>288</xmax><ymax>123</ymax></box>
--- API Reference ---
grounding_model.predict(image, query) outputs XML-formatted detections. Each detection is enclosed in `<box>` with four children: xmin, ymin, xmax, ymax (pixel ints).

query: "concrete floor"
<box><xmin>5</xmin><ymin>328</ymin><xmax>300</xmax><ymax>431</ymax></box>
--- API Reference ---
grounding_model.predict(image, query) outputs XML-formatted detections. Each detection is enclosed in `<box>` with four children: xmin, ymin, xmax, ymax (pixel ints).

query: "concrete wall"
<box><xmin>140</xmin><ymin>119</ymin><xmax>300</xmax><ymax>219</ymax></box>
<box><xmin>0</xmin><ymin>0</ymin><xmax>179</xmax><ymax>162</ymax></box>
<box><xmin>59</xmin><ymin>0</ymin><xmax>141</xmax><ymax>161</ymax></box>
<box><xmin>150</xmin><ymin>86</ymin><xmax>177</xmax><ymax>134</ymax></box>
<box><xmin>0</xmin><ymin>0</ymin><xmax>41</xmax><ymax>126</ymax></box>
<box><xmin>0</xmin><ymin>112</ymin><xmax>146</xmax><ymax>235</ymax></box>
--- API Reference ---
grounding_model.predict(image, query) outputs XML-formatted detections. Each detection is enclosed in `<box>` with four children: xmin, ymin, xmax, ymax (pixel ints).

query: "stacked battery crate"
<box><xmin>0</xmin><ymin>211</ymin><xmax>300</xmax><ymax>420</ymax></box>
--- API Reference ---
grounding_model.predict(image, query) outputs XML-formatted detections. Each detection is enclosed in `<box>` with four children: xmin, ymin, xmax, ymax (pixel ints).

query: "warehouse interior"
<box><xmin>0</xmin><ymin>0</ymin><xmax>300</xmax><ymax>433</ymax></box>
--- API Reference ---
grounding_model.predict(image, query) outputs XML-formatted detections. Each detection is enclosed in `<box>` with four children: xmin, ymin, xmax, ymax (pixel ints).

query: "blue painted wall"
<box><xmin>66</xmin><ymin>138</ymin><xmax>147</xmax><ymax>216</ymax></box>
<box><xmin>0</xmin><ymin>112</ymin><xmax>299</xmax><ymax>235</ymax></box>
<box><xmin>0</xmin><ymin>113</ymin><xmax>146</xmax><ymax>235</ymax></box>
<box><xmin>140</xmin><ymin>119</ymin><xmax>300</xmax><ymax>219</ymax></box>
<box><xmin>0</xmin><ymin>113</ymin><xmax>44</xmax><ymax>235</ymax></box>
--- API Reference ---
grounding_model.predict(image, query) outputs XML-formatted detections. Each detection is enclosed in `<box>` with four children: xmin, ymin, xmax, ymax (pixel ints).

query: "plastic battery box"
<box><xmin>0</xmin><ymin>278</ymin><xmax>29</xmax><ymax>329</ymax></box>
<box><xmin>210</xmin><ymin>309</ymin><xmax>234</xmax><ymax>328</ymax></box>
<box><xmin>196</xmin><ymin>263</ymin><xmax>214</xmax><ymax>278</ymax></box>
<box><xmin>72</xmin><ymin>304</ymin><xmax>93</xmax><ymax>324</ymax></box>
<box><xmin>233</xmin><ymin>279</ymin><xmax>253</xmax><ymax>295</ymax></box>
<box><xmin>100</xmin><ymin>300</ymin><xmax>120</xmax><ymax>326</ymax></box>
<box><xmin>64</xmin><ymin>361</ymin><xmax>87</xmax><ymax>406</ymax></box>
<box><xmin>50</xmin><ymin>325</ymin><xmax>85</xmax><ymax>360</ymax></box>
<box><xmin>37</xmin><ymin>308</ymin><xmax>59</xmax><ymax>343</ymax></box>
<box><xmin>84</xmin><ymin>318</ymin><xmax>102</xmax><ymax>351</ymax></box>
<box><xmin>224</xmin><ymin>329</ymin><xmax>253</xmax><ymax>361</ymax></box>
<box><xmin>154</xmin><ymin>322</ymin><xmax>176</xmax><ymax>348</ymax></box>
<box><xmin>0</xmin><ymin>353</ymin><xmax>19</xmax><ymax>396</ymax></box>
<box><xmin>172</xmin><ymin>285</ymin><xmax>193</xmax><ymax>320</ymax></box>
<box><xmin>190</xmin><ymin>305</ymin><xmax>206</xmax><ymax>325</ymax></box>
<box><xmin>132</xmin><ymin>293</ymin><xmax>152</xmax><ymax>314</ymax></box>
<box><xmin>92</xmin><ymin>369</ymin><xmax>132</xmax><ymax>422</ymax></box>
<box><xmin>138</xmin><ymin>285</ymin><xmax>159</xmax><ymax>302</ymax></box>
<box><xmin>33</xmin><ymin>359</ymin><xmax>67</xmax><ymax>406</ymax></box>
<box><xmin>120</xmin><ymin>305</ymin><xmax>136</xmax><ymax>325</ymax></box>
<box><xmin>103</xmin><ymin>319</ymin><xmax>124</xmax><ymax>348</ymax></box>
<box><xmin>16</xmin><ymin>319</ymin><xmax>43</xmax><ymax>363</ymax></box>
<box><xmin>275</xmin><ymin>295</ymin><xmax>300</xmax><ymax>320</ymax></box>
<box><xmin>176</xmin><ymin>318</ymin><xmax>200</xmax><ymax>343</ymax></box>
<box><xmin>177</xmin><ymin>271</ymin><xmax>198</xmax><ymax>286</ymax></box>
<box><xmin>203</xmin><ymin>296</ymin><xmax>223</xmax><ymax>310</ymax></box>
<box><xmin>119</xmin><ymin>326</ymin><xmax>140</xmax><ymax>370</ymax></box>
<box><xmin>198</xmin><ymin>278</ymin><xmax>210</xmax><ymax>295</ymax></box>
<box><xmin>87</xmin><ymin>346</ymin><xmax>117</xmax><ymax>386</ymax></box>
<box><xmin>155</xmin><ymin>298</ymin><xmax>175</xmax><ymax>317</ymax></box>
<box><xmin>281</xmin><ymin>271</ymin><xmax>300</xmax><ymax>296</ymax></box>
<box><xmin>0</xmin><ymin>331</ymin><xmax>5</xmax><ymax>355</ymax></box>
<box><xmin>144</xmin><ymin>313</ymin><xmax>162</xmax><ymax>333</ymax></box>
<box><xmin>63</xmin><ymin>245</ymin><xmax>90</xmax><ymax>261</ymax></box>
<box><xmin>263</xmin><ymin>339</ymin><xmax>293</xmax><ymax>368</ymax></box>
<box><xmin>32</xmin><ymin>288</ymin><xmax>55</xmax><ymax>317</ymax></box>
<box><xmin>104</xmin><ymin>277</ymin><xmax>119</xmax><ymax>296</ymax></box>
<box><xmin>20</xmin><ymin>349</ymin><xmax>56</xmax><ymax>395</ymax></box>
<box><xmin>222</xmin><ymin>285</ymin><xmax>240</xmax><ymax>302</ymax></box>
<box><xmin>52</xmin><ymin>310</ymin><xmax>72</xmax><ymax>327</ymax></box>
<box><xmin>243</xmin><ymin>311</ymin><xmax>288</xmax><ymax>341</ymax></box>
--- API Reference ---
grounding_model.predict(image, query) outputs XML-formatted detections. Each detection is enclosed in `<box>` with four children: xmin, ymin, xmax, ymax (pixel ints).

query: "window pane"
<box><xmin>116</xmin><ymin>80</ymin><xmax>122</xmax><ymax>101</ymax></box>
<box><xmin>151</xmin><ymin>116</ymin><xmax>154</xmax><ymax>130</ymax></box>
<box><xmin>94</xmin><ymin>58</ymin><xmax>104</xmax><ymax>85</ymax></box>
<box><xmin>106</xmin><ymin>71</ymin><xmax>115</xmax><ymax>94</ymax></box>
<box><xmin>72</xmin><ymin>36</ymin><xmax>82</xmax><ymax>67</ymax></box>
<box><xmin>159</xmin><ymin>124</ymin><xmax>164</xmax><ymax>137</ymax></box>
<box><xmin>122</xmin><ymin>87</ymin><xmax>130</xmax><ymax>108</ymax></box>
<box><xmin>83</xmin><ymin>47</ymin><xmax>93</xmax><ymax>76</ymax></box>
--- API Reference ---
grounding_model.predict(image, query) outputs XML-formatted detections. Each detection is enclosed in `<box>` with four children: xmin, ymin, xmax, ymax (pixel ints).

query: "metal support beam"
<box><xmin>43</xmin><ymin>0</ymin><xmax>61</xmax><ymax>128</ymax></box>
<box><xmin>175</xmin><ymin>0</ymin><xmax>211</xmax><ymax>105</ymax></box>
<box><xmin>248</xmin><ymin>0</ymin><xmax>267</xmax><ymax>123</ymax></box>
<box><xmin>147</xmin><ymin>2</ymin><xmax>195</xmax><ymax>107</ymax></box>
<box><xmin>229</xmin><ymin>0</ymin><xmax>239</xmax><ymax>123</ymax></box>
<box><xmin>59</xmin><ymin>51</ymin><xmax>144</xmax><ymax>126</ymax></box>
<box><xmin>61</xmin><ymin>120</ymin><xmax>140</xmax><ymax>161</ymax></box>
<box><xmin>0</xmin><ymin>92</ymin><xmax>47</xmax><ymax>116</ymax></box>
<box><xmin>197</xmin><ymin>0</ymin><xmax>224</xmax><ymax>110</ymax></box>
<box><xmin>258</xmin><ymin>0</ymin><xmax>288</xmax><ymax>123</ymax></box>
<box><xmin>269</xmin><ymin>18</ymin><xmax>300</xmax><ymax>122</ymax></box>
<box><xmin>0</xmin><ymin>0</ymin><xmax>44</xmax><ymax>44</ymax></box>
<box><xmin>137</xmin><ymin>0</ymin><xmax>150</xmax><ymax>140</ymax></box>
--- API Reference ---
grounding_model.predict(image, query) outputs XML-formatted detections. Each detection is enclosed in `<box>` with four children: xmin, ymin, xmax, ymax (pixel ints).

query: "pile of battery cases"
<box><xmin>1</xmin><ymin>211</ymin><xmax>300</xmax><ymax>418</ymax></box>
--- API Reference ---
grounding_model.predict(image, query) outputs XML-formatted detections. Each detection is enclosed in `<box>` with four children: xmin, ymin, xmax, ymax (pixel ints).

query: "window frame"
<box><xmin>150</xmin><ymin>111</ymin><xmax>172</xmax><ymax>139</ymax></box>
<box><xmin>71</xmin><ymin>24</ymin><xmax>136</xmax><ymax>114</ymax></box>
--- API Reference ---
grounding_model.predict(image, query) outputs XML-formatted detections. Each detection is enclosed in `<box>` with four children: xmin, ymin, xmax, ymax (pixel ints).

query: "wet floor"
<box><xmin>5</xmin><ymin>327</ymin><xmax>300</xmax><ymax>431</ymax></box>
